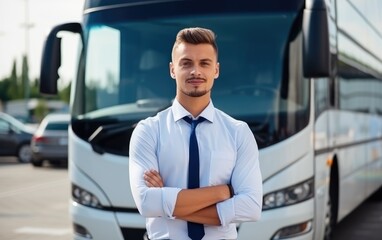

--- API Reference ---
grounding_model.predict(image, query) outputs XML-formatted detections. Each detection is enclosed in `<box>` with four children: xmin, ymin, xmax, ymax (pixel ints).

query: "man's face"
<box><xmin>170</xmin><ymin>43</ymin><xmax>219</xmax><ymax>98</ymax></box>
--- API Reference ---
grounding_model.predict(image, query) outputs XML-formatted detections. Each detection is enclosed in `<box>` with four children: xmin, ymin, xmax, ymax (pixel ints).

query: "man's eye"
<box><xmin>200</xmin><ymin>61</ymin><xmax>212</xmax><ymax>67</ymax></box>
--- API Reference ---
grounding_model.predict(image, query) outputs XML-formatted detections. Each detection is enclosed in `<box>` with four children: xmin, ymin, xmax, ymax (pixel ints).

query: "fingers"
<box><xmin>144</xmin><ymin>169</ymin><xmax>164</xmax><ymax>188</ymax></box>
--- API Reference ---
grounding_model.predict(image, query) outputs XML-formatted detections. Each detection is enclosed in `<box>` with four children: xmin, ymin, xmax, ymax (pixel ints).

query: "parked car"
<box><xmin>31</xmin><ymin>113</ymin><xmax>70</xmax><ymax>167</ymax></box>
<box><xmin>0</xmin><ymin>112</ymin><xmax>35</xmax><ymax>163</ymax></box>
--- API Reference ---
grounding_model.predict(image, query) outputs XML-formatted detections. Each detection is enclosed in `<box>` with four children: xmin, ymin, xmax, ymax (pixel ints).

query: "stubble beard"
<box><xmin>181</xmin><ymin>87</ymin><xmax>210</xmax><ymax>98</ymax></box>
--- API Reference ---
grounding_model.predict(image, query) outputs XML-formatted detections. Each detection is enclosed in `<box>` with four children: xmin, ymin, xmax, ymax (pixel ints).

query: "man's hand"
<box><xmin>144</xmin><ymin>169</ymin><xmax>164</xmax><ymax>188</ymax></box>
<box><xmin>143</xmin><ymin>169</ymin><xmax>231</xmax><ymax>225</ymax></box>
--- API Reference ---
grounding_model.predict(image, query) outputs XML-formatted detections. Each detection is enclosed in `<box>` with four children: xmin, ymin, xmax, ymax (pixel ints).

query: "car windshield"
<box><xmin>0</xmin><ymin>113</ymin><xmax>29</xmax><ymax>132</ymax></box>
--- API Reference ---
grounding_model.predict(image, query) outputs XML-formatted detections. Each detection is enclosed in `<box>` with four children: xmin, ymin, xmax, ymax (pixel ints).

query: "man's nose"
<box><xmin>190</xmin><ymin>66</ymin><xmax>201</xmax><ymax>76</ymax></box>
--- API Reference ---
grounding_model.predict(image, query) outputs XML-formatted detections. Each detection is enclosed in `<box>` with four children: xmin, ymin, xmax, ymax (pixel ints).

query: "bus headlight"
<box><xmin>72</xmin><ymin>184</ymin><xmax>102</xmax><ymax>209</ymax></box>
<box><xmin>263</xmin><ymin>178</ymin><xmax>314</xmax><ymax>210</ymax></box>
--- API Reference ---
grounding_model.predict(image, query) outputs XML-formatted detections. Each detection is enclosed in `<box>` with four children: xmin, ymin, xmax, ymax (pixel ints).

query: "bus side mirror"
<box><xmin>303</xmin><ymin>0</ymin><xmax>330</xmax><ymax>78</ymax></box>
<box><xmin>40</xmin><ymin>22</ymin><xmax>83</xmax><ymax>95</ymax></box>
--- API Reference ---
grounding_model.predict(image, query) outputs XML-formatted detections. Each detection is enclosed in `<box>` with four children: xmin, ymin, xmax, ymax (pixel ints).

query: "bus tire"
<box><xmin>324</xmin><ymin>159</ymin><xmax>339</xmax><ymax>240</ymax></box>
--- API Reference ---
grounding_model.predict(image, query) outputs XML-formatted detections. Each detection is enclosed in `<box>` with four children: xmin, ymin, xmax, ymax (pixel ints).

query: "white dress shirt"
<box><xmin>129</xmin><ymin>99</ymin><xmax>262</xmax><ymax>240</ymax></box>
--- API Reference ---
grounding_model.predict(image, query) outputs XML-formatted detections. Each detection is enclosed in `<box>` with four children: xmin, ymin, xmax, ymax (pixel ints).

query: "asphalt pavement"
<box><xmin>0</xmin><ymin>157</ymin><xmax>71</xmax><ymax>240</ymax></box>
<box><xmin>332</xmin><ymin>187</ymin><xmax>382</xmax><ymax>240</ymax></box>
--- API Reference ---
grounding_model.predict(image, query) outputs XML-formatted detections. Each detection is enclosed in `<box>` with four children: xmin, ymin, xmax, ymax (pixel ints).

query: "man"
<box><xmin>129</xmin><ymin>27</ymin><xmax>262</xmax><ymax>240</ymax></box>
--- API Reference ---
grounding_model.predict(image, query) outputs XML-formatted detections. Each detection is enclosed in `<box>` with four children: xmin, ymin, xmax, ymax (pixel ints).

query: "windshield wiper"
<box><xmin>87</xmin><ymin>101</ymin><xmax>173</xmax><ymax>156</ymax></box>
<box><xmin>88</xmin><ymin>122</ymin><xmax>137</xmax><ymax>156</ymax></box>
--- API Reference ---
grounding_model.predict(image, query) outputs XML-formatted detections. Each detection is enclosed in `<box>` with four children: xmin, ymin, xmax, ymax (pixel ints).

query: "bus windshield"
<box><xmin>72</xmin><ymin>12</ymin><xmax>309</xmax><ymax>151</ymax></box>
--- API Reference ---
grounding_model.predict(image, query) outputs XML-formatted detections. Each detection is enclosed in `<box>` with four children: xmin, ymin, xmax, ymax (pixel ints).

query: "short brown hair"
<box><xmin>172</xmin><ymin>27</ymin><xmax>218</xmax><ymax>57</ymax></box>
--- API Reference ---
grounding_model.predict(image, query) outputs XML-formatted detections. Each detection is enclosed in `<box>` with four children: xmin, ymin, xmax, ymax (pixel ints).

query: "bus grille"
<box><xmin>121</xmin><ymin>227</ymin><xmax>147</xmax><ymax>240</ymax></box>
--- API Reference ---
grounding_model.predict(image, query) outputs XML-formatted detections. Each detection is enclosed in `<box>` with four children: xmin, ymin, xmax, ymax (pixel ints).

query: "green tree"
<box><xmin>58</xmin><ymin>82</ymin><xmax>71</xmax><ymax>103</ymax></box>
<box><xmin>2</xmin><ymin>55</ymin><xmax>72</xmax><ymax>115</ymax></box>
<box><xmin>34</xmin><ymin>99</ymin><xmax>49</xmax><ymax>122</ymax></box>
<box><xmin>0</xmin><ymin>76</ymin><xmax>11</xmax><ymax>102</ymax></box>
<box><xmin>30</xmin><ymin>77</ymin><xmax>42</xmax><ymax>99</ymax></box>
<box><xmin>21</xmin><ymin>55</ymin><xmax>29</xmax><ymax>100</ymax></box>
<box><xmin>7</xmin><ymin>60</ymin><xmax>21</xmax><ymax>100</ymax></box>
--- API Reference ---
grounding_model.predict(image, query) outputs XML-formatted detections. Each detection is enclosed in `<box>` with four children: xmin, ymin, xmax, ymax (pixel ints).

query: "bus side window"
<box><xmin>314</xmin><ymin>78</ymin><xmax>330</xmax><ymax>119</ymax></box>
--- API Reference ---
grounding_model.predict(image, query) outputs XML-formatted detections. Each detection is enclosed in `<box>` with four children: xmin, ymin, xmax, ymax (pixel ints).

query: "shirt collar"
<box><xmin>172</xmin><ymin>98</ymin><xmax>214</xmax><ymax>123</ymax></box>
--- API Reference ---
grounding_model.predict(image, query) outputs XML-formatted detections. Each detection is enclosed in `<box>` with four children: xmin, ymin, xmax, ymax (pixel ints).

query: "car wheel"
<box><xmin>17</xmin><ymin>144</ymin><xmax>32</xmax><ymax>163</ymax></box>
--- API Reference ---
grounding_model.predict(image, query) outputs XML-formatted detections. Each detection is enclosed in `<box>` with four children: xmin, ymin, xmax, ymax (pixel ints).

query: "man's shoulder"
<box><xmin>138</xmin><ymin>107</ymin><xmax>172</xmax><ymax>126</ymax></box>
<box><xmin>214</xmin><ymin>108</ymin><xmax>246</xmax><ymax>127</ymax></box>
<box><xmin>214</xmin><ymin>108</ymin><xmax>255</xmax><ymax>144</ymax></box>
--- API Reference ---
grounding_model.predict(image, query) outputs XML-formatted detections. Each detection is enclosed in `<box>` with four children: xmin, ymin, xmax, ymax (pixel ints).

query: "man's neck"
<box><xmin>176</xmin><ymin>95</ymin><xmax>210</xmax><ymax>118</ymax></box>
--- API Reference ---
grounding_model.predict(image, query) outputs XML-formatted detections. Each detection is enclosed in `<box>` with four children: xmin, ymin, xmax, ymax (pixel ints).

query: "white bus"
<box><xmin>39</xmin><ymin>0</ymin><xmax>382</xmax><ymax>239</ymax></box>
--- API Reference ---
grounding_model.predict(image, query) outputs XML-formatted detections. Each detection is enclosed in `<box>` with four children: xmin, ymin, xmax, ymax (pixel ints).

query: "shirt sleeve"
<box><xmin>216</xmin><ymin>122</ymin><xmax>263</xmax><ymax>226</ymax></box>
<box><xmin>129</xmin><ymin>119</ymin><xmax>181</xmax><ymax>218</ymax></box>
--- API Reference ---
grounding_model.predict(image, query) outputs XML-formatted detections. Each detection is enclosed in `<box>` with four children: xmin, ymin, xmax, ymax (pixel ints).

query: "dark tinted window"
<box><xmin>314</xmin><ymin>78</ymin><xmax>330</xmax><ymax>118</ymax></box>
<box><xmin>45</xmin><ymin>122</ymin><xmax>69</xmax><ymax>131</ymax></box>
<box><xmin>338</xmin><ymin>61</ymin><xmax>382</xmax><ymax>114</ymax></box>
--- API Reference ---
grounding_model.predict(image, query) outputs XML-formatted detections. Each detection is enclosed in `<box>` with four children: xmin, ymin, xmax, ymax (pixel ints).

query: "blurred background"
<box><xmin>0</xmin><ymin>0</ymin><xmax>84</xmax><ymax>123</ymax></box>
<box><xmin>0</xmin><ymin>1</ymin><xmax>382</xmax><ymax>240</ymax></box>
<box><xmin>0</xmin><ymin>2</ymin><xmax>83</xmax><ymax>238</ymax></box>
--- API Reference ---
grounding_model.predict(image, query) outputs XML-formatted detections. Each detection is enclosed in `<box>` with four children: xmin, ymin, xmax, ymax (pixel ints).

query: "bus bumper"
<box><xmin>238</xmin><ymin>199</ymin><xmax>314</xmax><ymax>240</ymax></box>
<box><xmin>71</xmin><ymin>195</ymin><xmax>314</xmax><ymax>240</ymax></box>
<box><xmin>70</xmin><ymin>201</ymin><xmax>146</xmax><ymax>240</ymax></box>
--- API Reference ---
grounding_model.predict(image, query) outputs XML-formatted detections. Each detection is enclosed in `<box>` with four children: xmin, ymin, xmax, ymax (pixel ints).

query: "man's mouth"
<box><xmin>186</xmin><ymin>78</ymin><xmax>205</xmax><ymax>84</ymax></box>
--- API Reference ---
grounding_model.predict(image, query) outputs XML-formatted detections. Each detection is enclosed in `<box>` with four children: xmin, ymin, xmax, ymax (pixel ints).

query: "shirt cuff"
<box><xmin>217</xmin><ymin>197</ymin><xmax>235</xmax><ymax>226</ymax></box>
<box><xmin>161</xmin><ymin>187</ymin><xmax>182</xmax><ymax>219</ymax></box>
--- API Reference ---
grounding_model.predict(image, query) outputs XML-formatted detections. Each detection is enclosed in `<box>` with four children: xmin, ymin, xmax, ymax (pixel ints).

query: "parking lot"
<box><xmin>0</xmin><ymin>157</ymin><xmax>72</xmax><ymax>240</ymax></box>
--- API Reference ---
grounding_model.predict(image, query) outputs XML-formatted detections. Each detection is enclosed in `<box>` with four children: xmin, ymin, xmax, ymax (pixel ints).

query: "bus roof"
<box><xmin>84</xmin><ymin>0</ymin><xmax>305</xmax><ymax>14</ymax></box>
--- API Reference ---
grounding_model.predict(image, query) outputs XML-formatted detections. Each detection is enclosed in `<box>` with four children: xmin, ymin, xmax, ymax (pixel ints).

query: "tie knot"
<box><xmin>183</xmin><ymin>116</ymin><xmax>206</xmax><ymax>129</ymax></box>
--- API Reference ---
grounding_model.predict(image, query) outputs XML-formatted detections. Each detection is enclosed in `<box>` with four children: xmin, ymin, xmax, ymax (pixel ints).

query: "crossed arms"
<box><xmin>144</xmin><ymin>169</ymin><xmax>231</xmax><ymax>225</ymax></box>
<box><xmin>129</xmin><ymin>120</ymin><xmax>262</xmax><ymax>227</ymax></box>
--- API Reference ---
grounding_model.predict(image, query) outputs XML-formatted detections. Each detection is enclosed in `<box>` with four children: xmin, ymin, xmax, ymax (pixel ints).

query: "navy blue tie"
<box><xmin>183</xmin><ymin>116</ymin><xmax>206</xmax><ymax>240</ymax></box>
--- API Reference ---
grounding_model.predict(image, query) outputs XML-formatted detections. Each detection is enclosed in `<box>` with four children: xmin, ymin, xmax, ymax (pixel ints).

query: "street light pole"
<box><xmin>20</xmin><ymin>0</ymin><xmax>34</xmax><ymax>122</ymax></box>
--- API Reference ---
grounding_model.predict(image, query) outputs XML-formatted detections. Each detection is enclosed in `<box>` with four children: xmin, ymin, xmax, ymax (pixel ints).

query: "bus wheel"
<box><xmin>324</xmin><ymin>164</ymin><xmax>338</xmax><ymax>240</ymax></box>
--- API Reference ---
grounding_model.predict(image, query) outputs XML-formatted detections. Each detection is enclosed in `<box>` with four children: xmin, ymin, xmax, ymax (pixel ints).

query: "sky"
<box><xmin>0</xmin><ymin>0</ymin><xmax>85</xmax><ymax>86</ymax></box>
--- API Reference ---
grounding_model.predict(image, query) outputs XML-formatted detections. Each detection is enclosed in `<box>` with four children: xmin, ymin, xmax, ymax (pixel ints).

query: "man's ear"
<box><xmin>169</xmin><ymin>62</ymin><xmax>175</xmax><ymax>79</ymax></box>
<box><xmin>215</xmin><ymin>62</ymin><xmax>220</xmax><ymax>79</ymax></box>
